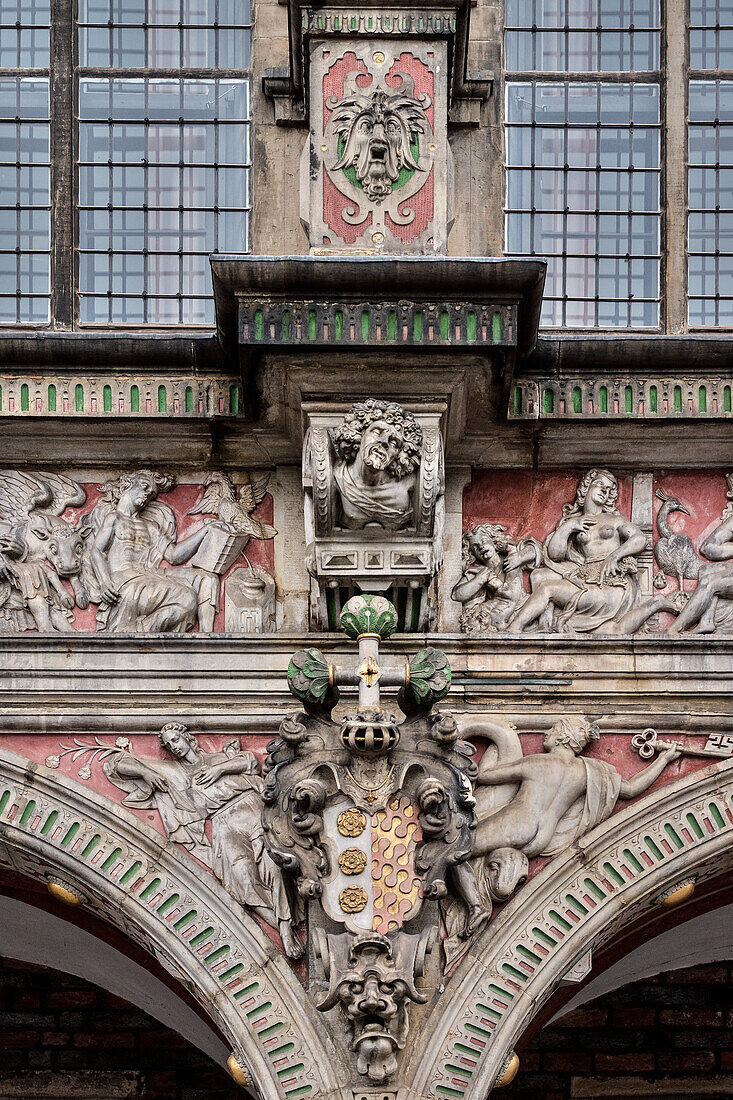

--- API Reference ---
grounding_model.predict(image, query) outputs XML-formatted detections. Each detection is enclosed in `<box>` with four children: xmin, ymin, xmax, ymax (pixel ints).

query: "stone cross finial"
<box><xmin>286</xmin><ymin>593</ymin><xmax>452</xmax><ymax>737</ymax></box>
<box><xmin>337</xmin><ymin>594</ymin><xmax>406</xmax><ymax>709</ymax></box>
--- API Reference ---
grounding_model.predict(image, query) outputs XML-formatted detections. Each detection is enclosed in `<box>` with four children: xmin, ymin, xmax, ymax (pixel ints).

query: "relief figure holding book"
<box><xmin>80</xmin><ymin>470</ymin><xmax>222</xmax><ymax>632</ymax></box>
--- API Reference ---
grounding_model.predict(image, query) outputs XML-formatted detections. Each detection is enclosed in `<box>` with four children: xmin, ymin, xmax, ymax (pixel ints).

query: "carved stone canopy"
<box><xmin>211</xmin><ymin>255</ymin><xmax>547</xmax><ymax>359</ymax></box>
<box><xmin>262</xmin><ymin>0</ymin><xmax>493</xmax><ymax>128</ymax></box>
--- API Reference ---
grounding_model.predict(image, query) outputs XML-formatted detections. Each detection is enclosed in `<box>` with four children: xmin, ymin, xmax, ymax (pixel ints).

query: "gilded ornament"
<box><xmin>47</xmin><ymin>880</ymin><xmax>84</xmax><ymax>906</ymax></box>
<box><xmin>659</xmin><ymin>878</ymin><xmax>696</xmax><ymax>907</ymax></box>
<box><xmin>338</xmin><ymin>847</ymin><xmax>368</xmax><ymax>875</ymax></box>
<box><xmin>227</xmin><ymin>1054</ymin><xmax>249</xmax><ymax>1088</ymax></box>
<box><xmin>495</xmin><ymin>1052</ymin><xmax>520</xmax><ymax>1088</ymax></box>
<box><xmin>337</xmin><ymin>807</ymin><xmax>367</xmax><ymax>837</ymax></box>
<box><xmin>339</xmin><ymin>885</ymin><xmax>368</xmax><ymax>913</ymax></box>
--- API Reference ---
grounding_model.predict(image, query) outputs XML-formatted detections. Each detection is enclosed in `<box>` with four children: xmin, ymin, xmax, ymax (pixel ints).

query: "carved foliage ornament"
<box><xmin>328</xmin><ymin>72</ymin><xmax>431</xmax><ymax>210</ymax></box>
<box><xmin>305</xmin><ymin>42</ymin><xmax>449</xmax><ymax>251</ymax></box>
<box><xmin>261</xmin><ymin>595</ymin><xmax>471</xmax><ymax>1082</ymax></box>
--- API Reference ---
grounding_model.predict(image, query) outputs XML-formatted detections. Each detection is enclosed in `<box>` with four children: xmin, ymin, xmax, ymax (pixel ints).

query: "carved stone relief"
<box><xmin>30</xmin><ymin>589</ymin><xmax>733</xmax><ymax>1090</ymax></box>
<box><xmin>0</xmin><ymin>469</ymin><xmax>276</xmax><ymax>633</ymax></box>
<box><xmin>454</xmin><ymin>468</ymin><xmax>733</xmax><ymax>635</ymax></box>
<box><xmin>303</xmin><ymin>399</ymin><xmax>444</xmax><ymax>629</ymax></box>
<box><xmin>0</xmin><ymin>471</ymin><xmax>88</xmax><ymax>632</ymax></box>
<box><xmin>303</xmin><ymin>42</ymin><xmax>451</xmax><ymax>252</ymax></box>
<box><xmin>260</xmin><ymin>593</ymin><xmax>472</xmax><ymax>1082</ymax></box>
<box><xmin>314</xmin><ymin>927</ymin><xmax>436</xmax><ymax>1083</ymax></box>
<box><xmin>441</xmin><ymin>714</ymin><xmax>689</xmax><ymax>966</ymax></box>
<box><xmin>661</xmin><ymin>473</ymin><xmax>733</xmax><ymax>633</ymax></box>
<box><xmin>46</xmin><ymin>723</ymin><xmax>304</xmax><ymax>958</ymax></box>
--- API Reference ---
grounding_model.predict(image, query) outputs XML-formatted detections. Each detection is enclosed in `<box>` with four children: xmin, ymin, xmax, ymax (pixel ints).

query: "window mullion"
<box><xmin>663</xmin><ymin>0</ymin><xmax>689</xmax><ymax>332</ymax></box>
<box><xmin>49</xmin><ymin>0</ymin><xmax>75</xmax><ymax>327</ymax></box>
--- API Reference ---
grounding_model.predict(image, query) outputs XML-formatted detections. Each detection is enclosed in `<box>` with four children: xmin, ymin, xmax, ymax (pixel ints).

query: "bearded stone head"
<box><xmin>330</xmin><ymin>73</ymin><xmax>429</xmax><ymax>202</ymax></box>
<box><xmin>332</xmin><ymin>399</ymin><xmax>423</xmax><ymax>481</ymax></box>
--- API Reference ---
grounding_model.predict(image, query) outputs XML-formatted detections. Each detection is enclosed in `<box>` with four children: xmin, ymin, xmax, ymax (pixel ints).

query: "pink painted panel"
<box><xmin>463</xmin><ymin>469</ymin><xmax>634</xmax><ymax>544</ymax></box>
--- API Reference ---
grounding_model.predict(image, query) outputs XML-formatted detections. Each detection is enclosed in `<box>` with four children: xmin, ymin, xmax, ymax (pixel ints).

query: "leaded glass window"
<box><xmin>688</xmin><ymin>0</ymin><xmax>733</xmax><ymax>326</ymax></box>
<box><xmin>0</xmin><ymin>0</ymin><xmax>249</xmax><ymax>327</ymax></box>
<box><xmin>505</xmin><ymin>0</ymin><xmax>662</xmax><ymax>329</ymax></box>
<box><xmin>0</xmin><ymin>77</ymin><xmax>50</xmax><ymax>322</ymax></box>
<box><xmin>690</xmin><ymin>0</ymin><xmax>733</xmax><ymax>69</ymax></box>
<box><xmin>0</xmin><ymin>0</ymin><xmax>50</xmax><ymax>323</ymax></box>
<box><xmin>78</xmin><ymin>77</ymin><xmax>250</xmax><ymax>323</ymax></box>
<box><xmin>77</xmin><ymin>0</ymin><xmax>250</xmax><ymax>324</ymax></box>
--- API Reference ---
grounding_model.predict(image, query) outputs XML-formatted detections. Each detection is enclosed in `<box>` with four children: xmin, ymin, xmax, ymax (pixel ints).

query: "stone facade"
<box><xmin>0</xmin><ymin>0</ymin><xmax>732</xmax><ymax>1095</ymax></box>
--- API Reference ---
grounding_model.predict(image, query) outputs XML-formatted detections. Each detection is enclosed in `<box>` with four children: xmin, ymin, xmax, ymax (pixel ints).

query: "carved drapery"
<box><xmin>0</xmin><ymin>748</ymin><xmax>340</xmax><ymax>1100</ymax></box>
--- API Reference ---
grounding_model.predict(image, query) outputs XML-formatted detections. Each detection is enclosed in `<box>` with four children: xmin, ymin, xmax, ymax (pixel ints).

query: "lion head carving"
<box><xmin>329</xmin><ymin>73</ymin><xmax>430</xmax><ymax>202</ymax></box>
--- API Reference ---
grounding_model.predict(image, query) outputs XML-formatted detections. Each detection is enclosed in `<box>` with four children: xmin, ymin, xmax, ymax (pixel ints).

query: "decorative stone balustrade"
<box><xmin>510</xmin><ymin>375</ymin><xmax>733</xmax><ymax>420</ymax></box>
<box><xmin>0</xmin><ymin>376</ymin><xmax>242</xmax><ymax>418</ymax></box>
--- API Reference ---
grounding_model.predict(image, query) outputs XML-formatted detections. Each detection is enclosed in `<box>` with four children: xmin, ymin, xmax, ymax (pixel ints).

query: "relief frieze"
<box><xmin>456</xmin><ymin>468</ymin><xmax>733</xmax><ymax>636</ymax></box>
<box><xmin>0</xmin><ymin>469</ymin><xmax>275</xmax><ymax>633</ymax></box>
<box><xmin>10</xmin><ymin>590</ymin><xmax>732</xmax><ymax>1089</ymax></box>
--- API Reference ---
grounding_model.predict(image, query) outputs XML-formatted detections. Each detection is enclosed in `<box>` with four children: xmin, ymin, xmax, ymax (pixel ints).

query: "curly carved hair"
<box><xmin>100</xmin><ymin>468</ymin><xmax>175</xmax><ymax>504</ymax></box>
<box><xmin>546</xmin><ymin>715</ymin><xmax>600</xmax><ymax>753</ymax></box>
<box><xmin>461</xmin><ymin>523</ymin><xmax>510</xmax><ymax>571</ymax></box>
<box><xmin>159</xmin><ymin>722</ymin><xmax>197</xmax><ymax>752</ymax></box>
<box><xmin>562</xmin><ymin>468</ymin><xmax>618</xmax><ymax>518</ymax></box>
<box><xmin>332</xmin><ymin>399</ymin><xmax>423</xmax><ymax>479</ymax></box>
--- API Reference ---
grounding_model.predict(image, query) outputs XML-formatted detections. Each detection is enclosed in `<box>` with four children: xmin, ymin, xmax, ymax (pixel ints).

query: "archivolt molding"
<box><xmin>0</xmin><ymin>748</ymin><xmax>342</xmax><ymax>1100</ymax></box>
<box><xmin>408</xmin><ymin>759</ymin><xmax>733</xmax><ymax>1100</ymax></box>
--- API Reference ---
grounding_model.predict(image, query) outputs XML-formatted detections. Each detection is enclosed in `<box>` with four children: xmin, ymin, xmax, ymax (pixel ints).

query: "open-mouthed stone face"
<box><xmin>332</xmin><ymin>88</ymin><xmax>426</xmax><ymax>202</ymax></box>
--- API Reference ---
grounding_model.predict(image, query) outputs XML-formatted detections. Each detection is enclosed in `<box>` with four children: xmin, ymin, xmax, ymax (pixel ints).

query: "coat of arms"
<box><xmin>261</xmin><ymin>594</ymin><xmax>477</xmax><ymax>1083</ymax></box>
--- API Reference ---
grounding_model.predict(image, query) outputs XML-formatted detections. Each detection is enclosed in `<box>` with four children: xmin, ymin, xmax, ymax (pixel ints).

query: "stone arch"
<box><xmin>406</xmin><ymin>759</ymin><xmax>733</xmax><ymax>1099</ymax></box>
<box><xmin>0</xmin><ymin>748</ymin><xmax>342</xmax><ymax>1100</ymax></box>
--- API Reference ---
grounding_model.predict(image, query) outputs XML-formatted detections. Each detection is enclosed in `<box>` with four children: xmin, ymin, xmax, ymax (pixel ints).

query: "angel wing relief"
<box><xmin>0</xmin><ymin>470</ymin><xmax>87</xmax><ymax>631</ymax></box>
<box><xmin>187</xmin><ymin>471</ymin><xmax>277</xmax><ymax>574</ymax></box>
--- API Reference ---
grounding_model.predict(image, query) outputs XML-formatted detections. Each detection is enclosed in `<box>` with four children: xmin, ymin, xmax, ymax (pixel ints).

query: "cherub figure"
<box><xmin>452</xmin><ymin>524</ymin><xmax>542</xmax><ymax>632</ymax></box>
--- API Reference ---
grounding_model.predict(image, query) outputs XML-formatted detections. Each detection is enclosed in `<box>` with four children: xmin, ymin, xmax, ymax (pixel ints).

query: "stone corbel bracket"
<box><xmin>302</xmin><ymin>403</ymin><xmax>445</xmax><ymax>630</ymax></box>
<box><xmin>262</xmin><ymin>0</ymin><xmax>493</xmax><ymax>128</ymax></box>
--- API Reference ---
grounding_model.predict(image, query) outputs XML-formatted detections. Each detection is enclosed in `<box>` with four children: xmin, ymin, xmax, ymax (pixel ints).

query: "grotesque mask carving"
<box><xmin>329</xmin><ymin>75</ymin><xmax>429</xmax><ymax>203</ymax></box>
<box><xmin>331</xmin><ymin>398</ymin><xmax>423</xmax><ymax>531</ymax></box>
<box><xmin>315</xmin><ymin>929</ymin><xmax>435</xmax><ymax>1083</ymax></box>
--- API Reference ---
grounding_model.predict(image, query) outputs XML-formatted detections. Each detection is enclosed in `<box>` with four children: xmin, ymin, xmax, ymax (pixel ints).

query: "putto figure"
<box><xmin>80</xmin><ymin>469</ymin><xmax>220</xmax><ymax>632</ymax></box>
<box><xmin>329</xmin><ymin>75</ymin><xmax>429</xmax><ymax>202</ymax></box>
<box><xmin>104</xmin><ymin>723</ymin><xmax>302</xmax><ymax>958</ymax></box>
<box><xmin>452</xmin><ymin>524</ymin><xmax>542</xmax><ymax>632</ymax></box>
<box><xmin>332</xmin><ymin>399</ymin><xmax>423</xmax><ymax>530</ymax></box>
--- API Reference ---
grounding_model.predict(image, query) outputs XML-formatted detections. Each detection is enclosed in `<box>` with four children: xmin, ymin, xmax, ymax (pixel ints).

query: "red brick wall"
<box><xmin>0</xmin><ymin>956</ymin><xmax>240</xmax><ymax>1098</ymax></box>
<box><xmin>504</xmin><ymin>962</ymin><xmax>733</xmax><ymax>1098</ymax></box>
